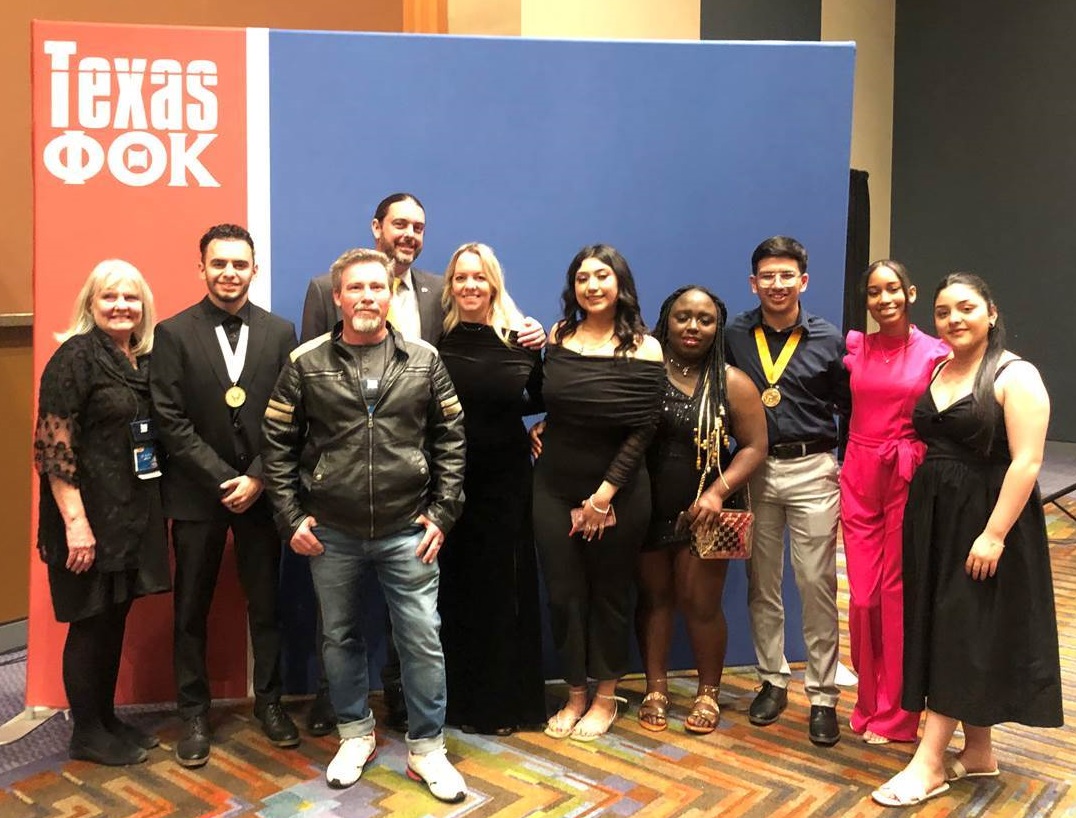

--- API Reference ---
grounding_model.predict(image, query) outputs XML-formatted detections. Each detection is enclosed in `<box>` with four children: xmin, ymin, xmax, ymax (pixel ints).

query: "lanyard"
<box><xmin>214</xmin><ymin>322</ymin><xmax>249</xmax><ymax>385</ymax></box>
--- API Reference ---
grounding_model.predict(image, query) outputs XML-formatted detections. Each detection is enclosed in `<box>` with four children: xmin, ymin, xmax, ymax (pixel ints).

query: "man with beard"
<box><xmin>151</xmin><ymin>224</ymin><xmax>300</xmax><ymax>767</ymax></box>
<box><xmin>298</xmin><ymin>193</ymin><xmax>543</xmax><ymax>735</ymax></box>
<box><xmin>263</xmin><ymin>248</ymin><xmax>468</xmax><ymax>801</ymax></box>
<box><xmin>301</xmin><ymin>193</ymin><xmax>441</xmax><ymax>345</ymax></box>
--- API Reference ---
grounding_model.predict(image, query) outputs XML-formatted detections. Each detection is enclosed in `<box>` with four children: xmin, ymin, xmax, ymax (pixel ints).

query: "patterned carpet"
<box><xmin>2</xmin><ymin>499</ymin><xmax>1075</xmax><ymax>817</ymax></box>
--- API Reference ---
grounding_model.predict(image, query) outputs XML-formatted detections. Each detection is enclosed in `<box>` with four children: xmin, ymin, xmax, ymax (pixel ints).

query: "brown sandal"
<box><xmin>638</xmin><ymin>691</ymin><xmax>669</xmax><ymax>732</ymax></box>
<box><xmin>685</xmin><ymin>685</ymin><xmax>720</xmax><ymax>734</ymax></box>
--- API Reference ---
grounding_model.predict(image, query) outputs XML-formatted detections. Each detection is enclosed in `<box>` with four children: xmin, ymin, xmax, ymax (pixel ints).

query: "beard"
<box><xmin>350</xmin><ymin>314</ymin><xmax>384</xmax><ymax>334</ymax></box>
<box><xmin>386</xmin><ymin>239</ymin><xmax>420</xmax><ymax>266</ymax></box>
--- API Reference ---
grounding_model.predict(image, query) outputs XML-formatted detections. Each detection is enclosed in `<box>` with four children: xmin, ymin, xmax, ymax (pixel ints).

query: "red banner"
<box><xmin>29</xmin><ymin>20</ymin><xmax>252</xmax><ymax>707</ymax></box>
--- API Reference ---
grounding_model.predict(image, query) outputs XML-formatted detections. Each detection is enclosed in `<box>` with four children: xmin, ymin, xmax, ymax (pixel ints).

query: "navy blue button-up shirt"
<box><xmin>725</xmin><ymin>305</ymin><xmax>850</xmax><ymax>447</ymax></box>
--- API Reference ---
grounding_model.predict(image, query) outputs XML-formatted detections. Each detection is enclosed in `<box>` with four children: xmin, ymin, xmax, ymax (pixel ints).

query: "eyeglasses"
<box><xmin>753</xmin><ymin>271</ymin><xmax>802</xmax><ymax>287</ymax></box>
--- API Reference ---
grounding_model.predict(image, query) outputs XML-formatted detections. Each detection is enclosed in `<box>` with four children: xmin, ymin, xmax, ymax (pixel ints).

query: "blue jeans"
<box><xmin>310</xmin><ymin>524</ymin><xmax>446</xmax><ymax>753</ymax></box>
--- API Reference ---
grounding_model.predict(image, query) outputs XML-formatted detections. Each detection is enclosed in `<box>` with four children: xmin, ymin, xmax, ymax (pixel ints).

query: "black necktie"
<box><xmin>222</xmin><ymin>315</ymin><xmax>243</xmax><ymax>351</ymax></box>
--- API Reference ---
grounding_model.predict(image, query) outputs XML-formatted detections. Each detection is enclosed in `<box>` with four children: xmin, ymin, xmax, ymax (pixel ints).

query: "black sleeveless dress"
<box><xmin>644</xmin><ymin>376</ymin><xmax>746</xmax><ymax>551</ymax></box>
<box><xmin>901</xmin><ymin>361</ymin><xmax>1063</xmax><ymax>727</ymax></box>
<box><xmin>437</xmin><ymin>324</ymin><xmax>547</xmax><ymax>732</ymax></box>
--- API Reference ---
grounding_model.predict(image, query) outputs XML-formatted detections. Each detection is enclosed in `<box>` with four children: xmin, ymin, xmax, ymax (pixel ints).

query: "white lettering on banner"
<box><xmin>41</xmin><ymin>39</ymin><xmax>222</xmax><ymax>188</ymax></box>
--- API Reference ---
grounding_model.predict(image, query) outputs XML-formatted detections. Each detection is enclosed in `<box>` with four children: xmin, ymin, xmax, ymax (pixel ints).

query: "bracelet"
<box><xmin>587</xmin><ymin>496</ymin><xmax>611</xmax><ymax>515</ymax></box>
<box><xmin>719</xmin><ymin>474</ymin><xmax>731</xmax><ymax>492</ymax></box>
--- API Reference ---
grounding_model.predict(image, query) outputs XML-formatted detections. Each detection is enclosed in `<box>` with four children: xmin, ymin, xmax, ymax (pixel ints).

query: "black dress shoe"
<box><xmin>306</xmin><ymin>691</ymin><xmax>337</xmax><ymax>737</ymax></box>
<box><xmin>808</xmin><ymin>705</ymin><xmax>840</xmax><ymax>746</ymax></box>
<box><xmin>175</xmin><ymin>714</ymin><xmax>211</xmax><ymax>768</ymax></box>
<box><xmin>256</xmin><ymin>701</ymin><xmax>300</xmax><ymax>748</ymax></box>
<box><xmin>748</xmin><ymin>681</ymin><xmax>788</xmax><ymax>726</ymax></box>
<box><xmin>70</xmin><ymin>727</ymin><xmax>148</xmax><ymax>766</ymax></box>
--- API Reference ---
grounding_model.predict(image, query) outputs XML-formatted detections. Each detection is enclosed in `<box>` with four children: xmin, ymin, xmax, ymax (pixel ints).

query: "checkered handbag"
<box><xmin>687</xmin><ymin>451</ymin><xmax>754</xmax><ymax>560</ymax></box>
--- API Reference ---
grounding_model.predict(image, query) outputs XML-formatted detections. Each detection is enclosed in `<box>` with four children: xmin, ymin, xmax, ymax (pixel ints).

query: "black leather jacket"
<box><xmin>261</xmin><ymin>324</ymin><xmax>466</xmax><ymax>540</ymax></box>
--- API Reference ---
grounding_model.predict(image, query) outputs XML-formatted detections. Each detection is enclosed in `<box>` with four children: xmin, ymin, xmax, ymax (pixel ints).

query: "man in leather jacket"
<box><xmin>261</xmin><ymin>248</ymin><xmax>467</xmax><ymax>802</ymax></box>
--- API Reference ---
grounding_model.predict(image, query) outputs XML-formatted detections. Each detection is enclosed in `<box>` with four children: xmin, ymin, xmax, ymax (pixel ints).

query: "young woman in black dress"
<box><xmin>436</xmin><ymin>243</ymin><xmax>546</xmax><ymax>735</ymax></box>
<box><xmin>872</xmin><ymin>273</ymin><xmax>1063</xmax><ymax>807</ymax></box>
<box><xmin>35</xmin><ymin>260</ymin><xmax>170</xmax><ymax>765</ymax></box>
<box><xmin>635</xmin><ymin>286</ymin><xmax>766</xmax><ymax>734</ymax></box>
<box><xmin>532</xmin><ymin>245</ymin><xmax>664</xmax><ymax>741</ymax></box>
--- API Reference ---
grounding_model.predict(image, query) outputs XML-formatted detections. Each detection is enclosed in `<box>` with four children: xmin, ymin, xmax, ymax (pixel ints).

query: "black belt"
<box><xmin>768</xmin><ymin>439</ymin><xmax>836</xmax><ymax>459</ymax></box>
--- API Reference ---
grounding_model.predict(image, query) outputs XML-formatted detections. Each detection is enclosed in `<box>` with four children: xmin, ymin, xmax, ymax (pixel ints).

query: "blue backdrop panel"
<box><xmin>267</xmin><ymin>31</ymin><xmax>854</xmax><ymax>692</ymax></box>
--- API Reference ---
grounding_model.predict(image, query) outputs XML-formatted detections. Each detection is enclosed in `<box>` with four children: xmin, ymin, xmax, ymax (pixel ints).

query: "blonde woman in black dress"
<box><xmin>436</xmin><ymin>243</ymin><xmax>546</xmax><ymax>735</ymax></box>
<box><xmin>35</xmin><ymin>260</ymin><xmax>170</xmax><ymax>766</ymax></box>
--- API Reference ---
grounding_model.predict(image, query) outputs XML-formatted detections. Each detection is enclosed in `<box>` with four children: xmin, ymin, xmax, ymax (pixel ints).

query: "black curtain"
<box><xmin>842</xmin><ymin>169</ymin><xmax>870</xmax><ymax>334</ymax></box>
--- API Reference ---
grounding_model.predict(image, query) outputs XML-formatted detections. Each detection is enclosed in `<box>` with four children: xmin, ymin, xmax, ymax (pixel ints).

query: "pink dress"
<box><xmin>840</xmin><ymin>326</ymin><xmax>949</xmax><ymax>741</ymax></box>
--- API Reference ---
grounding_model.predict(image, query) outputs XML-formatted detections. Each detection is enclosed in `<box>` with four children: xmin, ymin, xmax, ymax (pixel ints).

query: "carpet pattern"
<box><xmin>2</xmin><ymin>498</ymin><xmax>1075</xmax><ymax>817</ymax></box>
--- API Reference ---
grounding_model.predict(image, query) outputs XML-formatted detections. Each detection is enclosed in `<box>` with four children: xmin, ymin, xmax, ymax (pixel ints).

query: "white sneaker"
<box><xmin>406</xmin><ymin>748</ymin><xmax>467</xmax><ymax>803</ymax></box>
<box><xmin>325</xmin><ymin>735</ymin><xmax>377</xmax><ymax>789</ymax></box>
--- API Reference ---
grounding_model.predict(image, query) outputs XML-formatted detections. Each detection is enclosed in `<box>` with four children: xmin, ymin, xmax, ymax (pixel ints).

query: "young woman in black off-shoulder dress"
<box><xmin>531</xmin><ymin>245</ymin><xmax>664</xmax><ymax>742</ymax></box>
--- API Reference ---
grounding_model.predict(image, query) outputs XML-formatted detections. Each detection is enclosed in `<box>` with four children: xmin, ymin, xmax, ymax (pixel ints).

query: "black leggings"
<box><xmin>63</xmin><ymin>600</ymin><xmax>132</xmax><ymax>733</ymax></box>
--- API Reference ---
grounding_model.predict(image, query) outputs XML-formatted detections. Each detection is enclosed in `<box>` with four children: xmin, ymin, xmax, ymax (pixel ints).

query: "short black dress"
<box><xmin>901</xmin><ymin>362</ymin><xmax>1063</xmax><ymax>727</ymax></box>
<box><xmin>644</xmin><ymin>376</ymin><xmax>746</xmax><ymax>551</ymax></box>
<box><xmin>35</xmin><ymin>328</ymin><xmax>170</xmax><ymax>623</ymax></box>
<box><xmin>438</xmin><ymin>324</ymin><xmax>547</xmax><ymax>732</ymax></box>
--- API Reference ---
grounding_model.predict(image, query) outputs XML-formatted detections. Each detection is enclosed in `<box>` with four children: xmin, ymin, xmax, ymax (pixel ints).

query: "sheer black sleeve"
<box><xmin>603</xmin><ymin>416</ymin><xmax>659</xmax><ymax>486</ymax></box>
<box><xmin>34</xmin><ymin>338</ymin><xmax>94</xmax><ymax>487</ymax></box>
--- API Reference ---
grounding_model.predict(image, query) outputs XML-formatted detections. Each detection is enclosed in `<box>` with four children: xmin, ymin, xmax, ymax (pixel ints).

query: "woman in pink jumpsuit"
<box><xmin>841</xmin><ymin>261</ymin><xmax>949</xmax><ymax>744</ymax></box>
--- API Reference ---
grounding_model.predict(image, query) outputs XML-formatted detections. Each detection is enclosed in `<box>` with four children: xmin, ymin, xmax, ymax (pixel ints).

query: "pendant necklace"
<box><xmin>667</xmin><ymin>354</ymin><xmax>698</xmax><ymax>377</ymax></box>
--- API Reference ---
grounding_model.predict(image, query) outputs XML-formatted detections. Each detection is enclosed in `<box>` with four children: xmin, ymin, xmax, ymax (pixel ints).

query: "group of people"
<box><xmin>35</xmin><ymin>191</ymin><xmax>1063</xmax><ymax>808</ymax></box>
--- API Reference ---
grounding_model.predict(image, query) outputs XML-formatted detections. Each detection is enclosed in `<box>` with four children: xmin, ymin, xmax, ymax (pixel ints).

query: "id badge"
<box><xmin>130</xmin><ymin>418</ymin><xmax>161</xmax><ymax>480</ymax></box>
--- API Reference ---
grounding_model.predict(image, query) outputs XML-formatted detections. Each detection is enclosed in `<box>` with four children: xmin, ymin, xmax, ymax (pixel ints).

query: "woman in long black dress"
<box><xmin>532</xmin><ymin>244</ymin><xmax>664</xmax><ymax>742</ymax></box>
<box><xmin>35</xmin><ymin>260</ymin><xmax>171</xmax><ymax>766</ymax></box>
<box><xmin>636</xmin><ymin>286</ymin><xmax>767</xmax><ymax>735</ymax></box>
<box><xmin>436</xmin><ymin>243</ymin><xmax>547</xmax><ymax>735</ymax></box>
<box><xmin>872</xmin><ymin>273</ymin><xmax>1063</xmax><ymax>807</ymax></box>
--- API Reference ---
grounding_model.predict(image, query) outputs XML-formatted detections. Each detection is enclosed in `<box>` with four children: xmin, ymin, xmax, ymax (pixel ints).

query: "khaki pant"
<box><xmin>747</xmin><ymin>452</ymin><xmax>840</xmax><ymax>706</ymax></box>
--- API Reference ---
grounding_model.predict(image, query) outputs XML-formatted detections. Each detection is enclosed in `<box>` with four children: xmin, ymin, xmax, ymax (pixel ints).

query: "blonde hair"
<box><xmin>56</xmin><ymin>259</ymin><xmax>156</xmax><ymax>355</ymax></box>
<box><xmin>441</xmin><ymin>243</ymin><xmax>524</xmax><ymax>344</ymax></box>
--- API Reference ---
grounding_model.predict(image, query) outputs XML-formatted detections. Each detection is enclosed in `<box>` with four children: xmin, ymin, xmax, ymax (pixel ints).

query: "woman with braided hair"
<box><xmin>635</xmin><ymin>285</ymin><xmax>767</xmax><ymax>734</ymax></box>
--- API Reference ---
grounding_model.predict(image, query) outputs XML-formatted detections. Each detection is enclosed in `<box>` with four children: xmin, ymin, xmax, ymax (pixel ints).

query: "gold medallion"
<box><xmin>225</xmin><ymin>385</ymin><xmax>247</xmax><ymax>408</ymax></box>
<box><xmin>761</xmin><ymin>386</ymin><xmax>782</xmax><ymax>407</ymax></box>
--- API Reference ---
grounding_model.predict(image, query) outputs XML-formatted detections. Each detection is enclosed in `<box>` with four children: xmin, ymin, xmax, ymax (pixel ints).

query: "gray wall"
<box><xmin>892</xmin><ymin>0</ymin><xmax>1076</xmax><ymax>440</ymax></box>
<box><xmin>701</xmin><ymin>0</ymin><xmax>820</xmax><ymax>40</ymax></box>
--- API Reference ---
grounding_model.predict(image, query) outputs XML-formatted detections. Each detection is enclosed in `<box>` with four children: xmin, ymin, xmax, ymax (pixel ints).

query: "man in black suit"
<box><xmin>151</xmin><ymin>224</ymin><xmax>300</xmax><ymax>767</ymax></box>
<box><xmin>301</xmin><ymin>192</ymin><xmax>442</xmax><ymax>346</ymax></box>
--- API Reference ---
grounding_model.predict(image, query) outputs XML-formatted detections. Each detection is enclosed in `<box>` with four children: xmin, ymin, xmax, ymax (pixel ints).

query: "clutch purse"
<box><xmin>689</xmin><ymin>506</ymin><xmax>754</xmax><ymax>560</ymax></box>
<box><xmin>570</xmin><ymin>504</ymin><xmax>618</xmax><ymax>531</ymax></box>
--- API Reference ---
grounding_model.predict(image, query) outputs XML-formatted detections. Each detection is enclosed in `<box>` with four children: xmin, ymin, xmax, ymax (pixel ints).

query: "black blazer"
<box><xmin>300</xmin><ymin>268</ymin><xmax>445</xmax><ymax>345</ymax></box>
<box><xmin>150</xmin><ymin>297</ymin><xmax>298</xmax><ymax>521</ymax></box>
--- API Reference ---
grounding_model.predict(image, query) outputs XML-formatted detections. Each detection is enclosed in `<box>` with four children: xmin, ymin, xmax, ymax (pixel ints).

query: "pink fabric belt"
<box><xmin>848</xmin><ymin>432</ymin><xmax>926</xmax><ymax>483</ymax></box>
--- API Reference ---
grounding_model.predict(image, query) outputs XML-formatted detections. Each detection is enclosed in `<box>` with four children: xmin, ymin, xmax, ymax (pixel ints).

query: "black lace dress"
<box><xmin>901</xmin><ymin>368</ymin><xmax>1063</xmax><ymax>727</ymax></box>
<box><xmin>533</xmin><ymin>345</ymin><xmax>664</xmax><ymax>684</ymax></box>
<box><xmin>437</xmin><ymin>324</ymin><xmax>547</xmax><ymax>732</ymax></box>
<box><xmin>35</xmin><ymin>328</ymin><xmax>170</xmax><ymax>623</ymax></box>
<box><xmin>644</xmin><ymin>376</ymin><xmax>746</xmax><ymax>551</ymax></box>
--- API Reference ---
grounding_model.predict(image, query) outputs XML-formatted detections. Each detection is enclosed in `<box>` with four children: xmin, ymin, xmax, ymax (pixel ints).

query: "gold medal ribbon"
<box><xmin>754</xmin><ymin>325</ymin><xmax>803</xmax><ymax>390</ymax></box>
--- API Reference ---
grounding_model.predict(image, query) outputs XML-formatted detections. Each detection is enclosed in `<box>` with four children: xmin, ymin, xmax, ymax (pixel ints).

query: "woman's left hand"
<box><xmin>689</xmin><ymin>489</ymin><xmax>724</xmax><ymax>533</ymax></box>
<box><xmin>966</xmin><ymin>531</ymin><xmax>1004</xmax><ymax>580</ymax></box>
